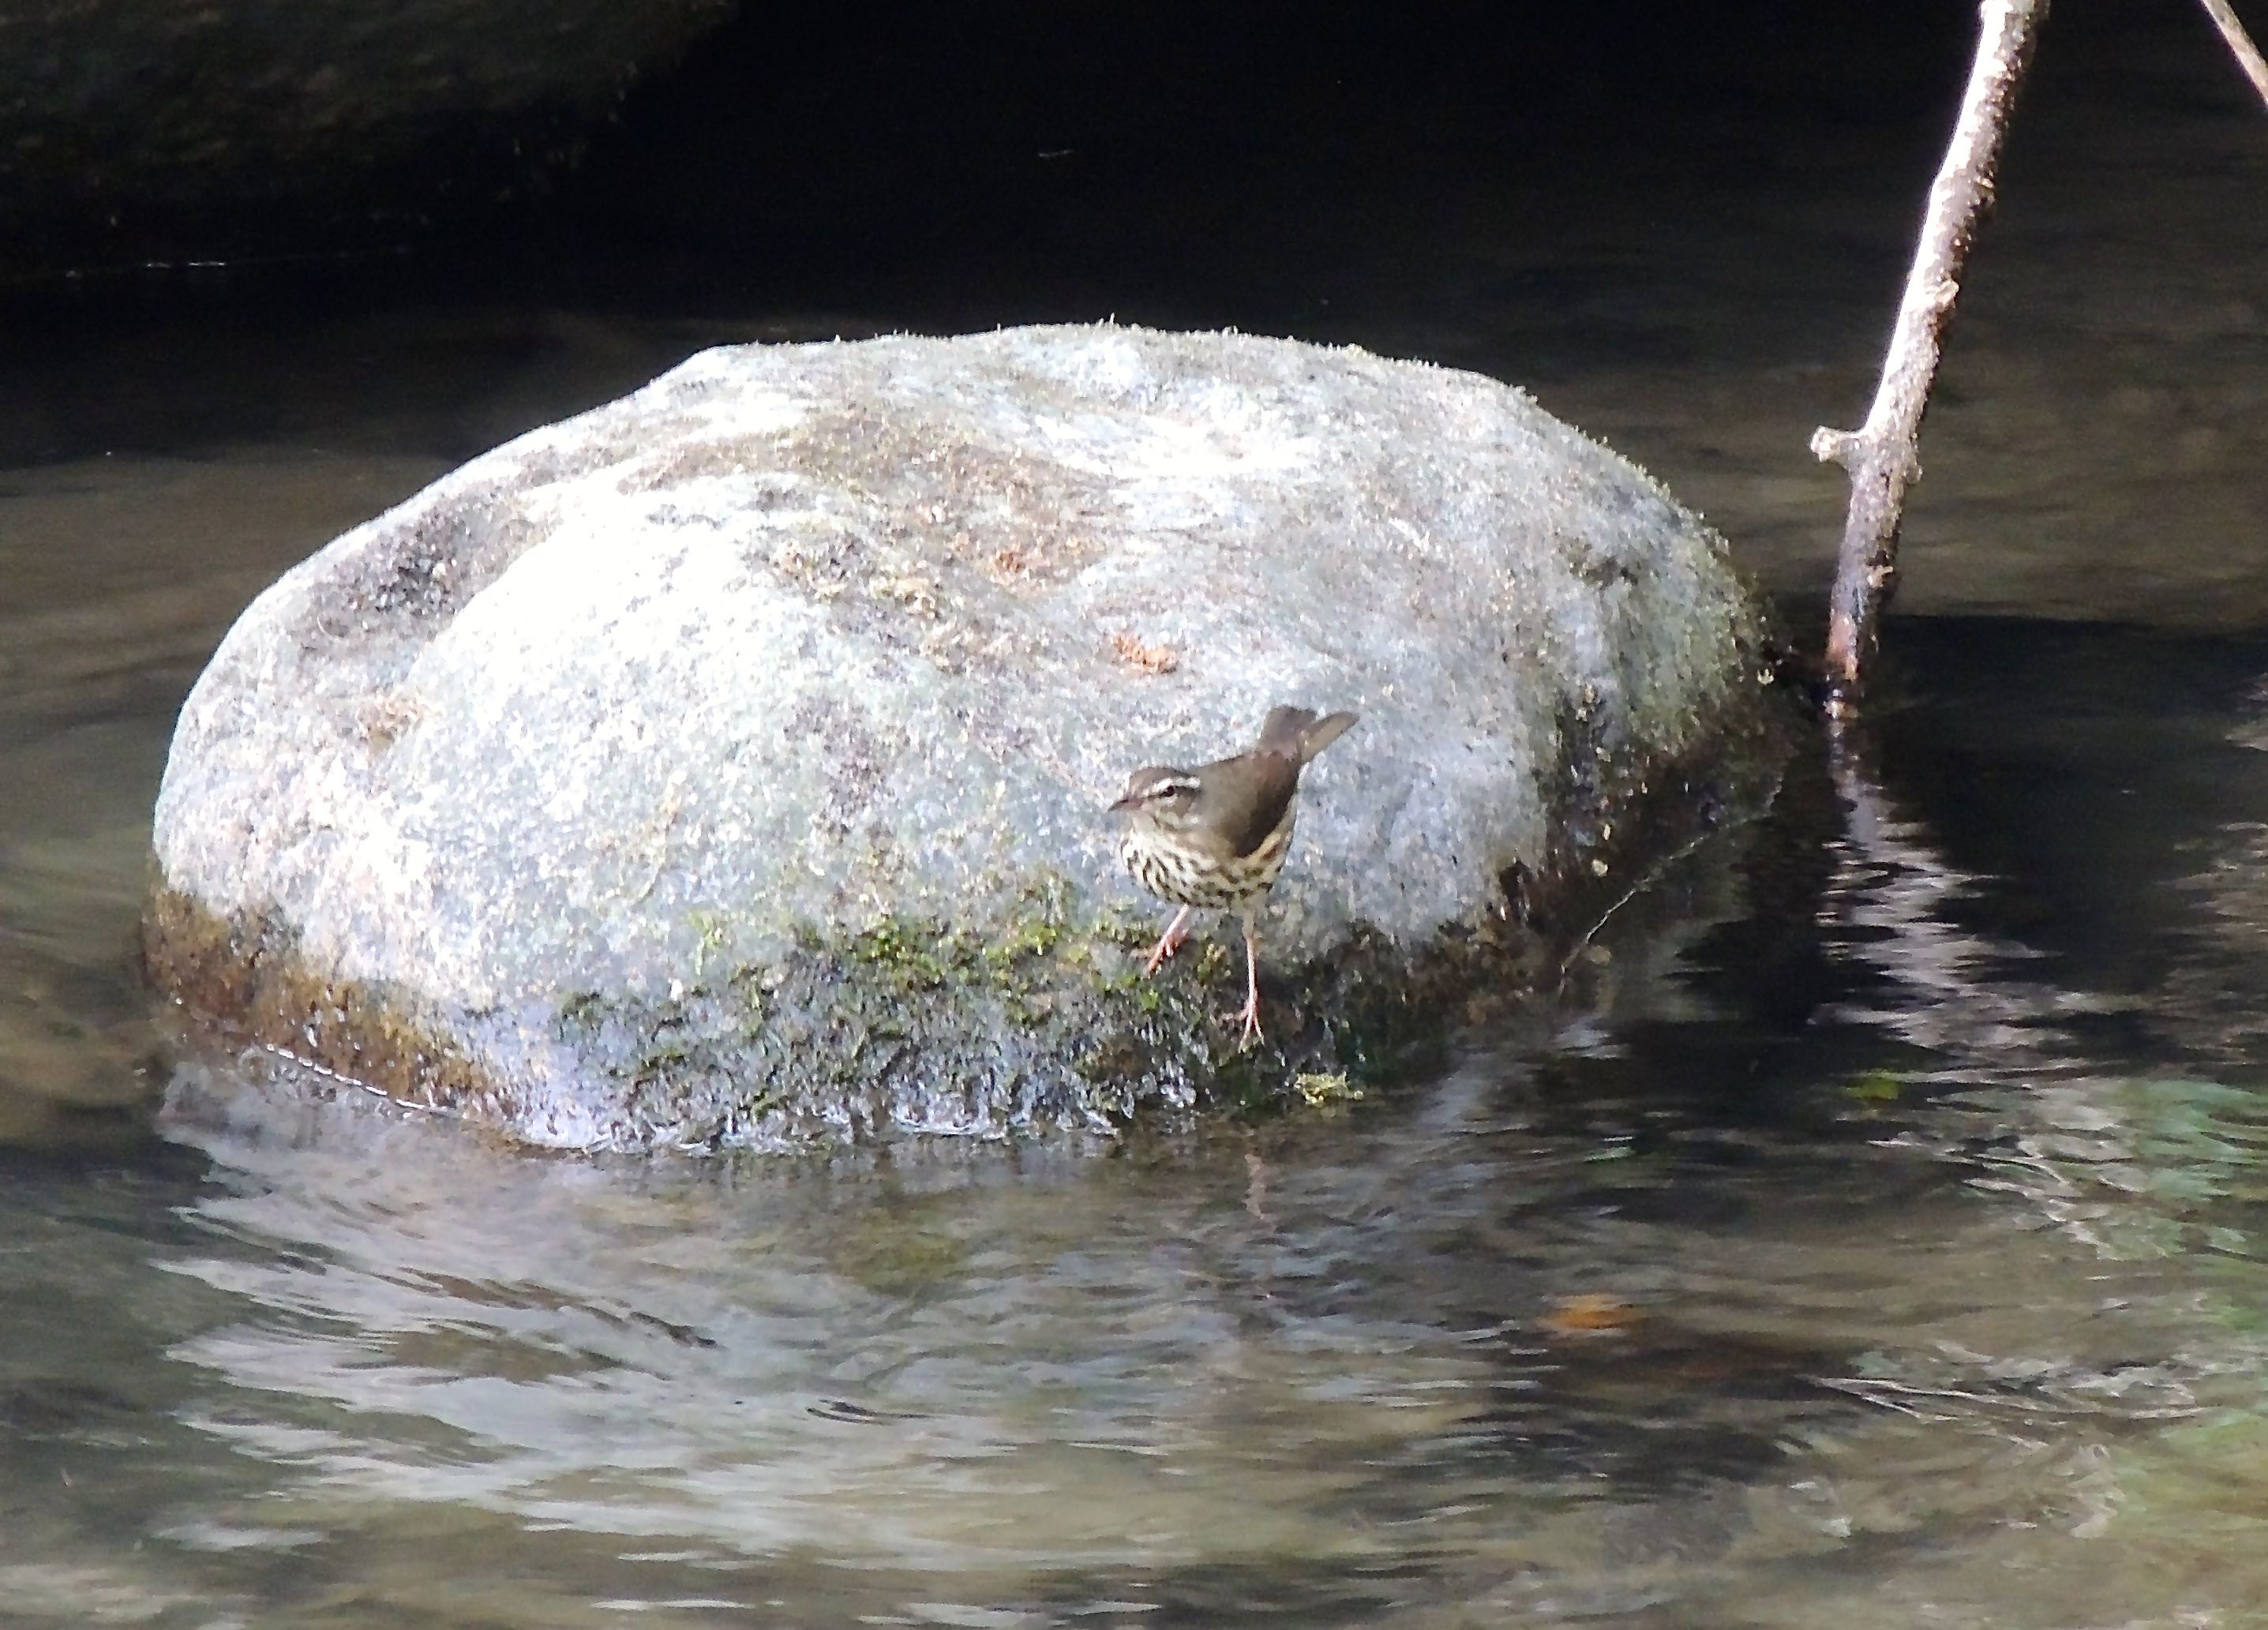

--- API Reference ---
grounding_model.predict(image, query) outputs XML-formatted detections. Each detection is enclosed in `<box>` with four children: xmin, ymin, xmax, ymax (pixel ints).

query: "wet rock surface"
<box><xmin>144</xmin><ymin>323</ymin><xmax>1783</xmax><ymax>1149</ymax></box>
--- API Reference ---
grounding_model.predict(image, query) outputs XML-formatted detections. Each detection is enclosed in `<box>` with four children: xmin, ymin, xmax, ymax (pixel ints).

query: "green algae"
<box><xmin>143</xmin><ymin>694</ymin><xmax>1802</xmax><ymax>1152</ymax></box>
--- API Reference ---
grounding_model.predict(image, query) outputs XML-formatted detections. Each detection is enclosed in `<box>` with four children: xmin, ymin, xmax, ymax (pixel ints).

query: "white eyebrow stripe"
<box><xmin>1153</xmin><ymin>777</ymin><xmax>1202</xmax><ymax>796</ymax></box>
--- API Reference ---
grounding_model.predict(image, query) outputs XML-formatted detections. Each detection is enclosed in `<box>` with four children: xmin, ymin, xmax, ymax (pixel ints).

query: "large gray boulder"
<box><xmin>145</xmin><ymin>324</ymin><xmax>1783</xmax><ymax>1150</ymax></box>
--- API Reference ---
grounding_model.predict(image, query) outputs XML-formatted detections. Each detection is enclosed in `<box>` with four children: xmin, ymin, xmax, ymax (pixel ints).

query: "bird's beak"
<box><xmin>1108</xmin><ymin>792</ymin><xmax>1138</xmax><ymax>812</ymax></box>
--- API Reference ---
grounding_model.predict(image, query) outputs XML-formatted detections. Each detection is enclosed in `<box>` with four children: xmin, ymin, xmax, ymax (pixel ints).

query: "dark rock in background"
<box><xmin>0</xmin><ymin>0</ymin><xmax>734</xmax><ymax>277</ymax></box>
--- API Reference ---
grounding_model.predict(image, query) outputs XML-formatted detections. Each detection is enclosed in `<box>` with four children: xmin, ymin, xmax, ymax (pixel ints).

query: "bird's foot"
<box><xmin>1140</xmin><ymin>909</ymin><xmax>1194</xmax><ymax>976</ymax></box>
<box><xmin>1234</xmin><ymin>914</ymin><xmax>1265</xmax><ymax>1047</ymax></box>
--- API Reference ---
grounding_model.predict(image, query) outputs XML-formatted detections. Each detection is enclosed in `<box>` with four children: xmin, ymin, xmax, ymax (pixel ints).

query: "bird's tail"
<box><xmin>1257</xmin><ymin>704</ymin><xmax>1359</xmax><ymax>766</ymax></box>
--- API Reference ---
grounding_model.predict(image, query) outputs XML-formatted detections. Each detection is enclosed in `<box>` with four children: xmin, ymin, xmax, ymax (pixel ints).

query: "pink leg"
<box><xmin>1141</xmin><ymin>905</ymin><xmax>1194</xmax><ymax>976</ymax></box>
<box><xmin>1236</xmin><ymin>914</ymin><xmax>1265</xmax><ymax>1046</ymax></box>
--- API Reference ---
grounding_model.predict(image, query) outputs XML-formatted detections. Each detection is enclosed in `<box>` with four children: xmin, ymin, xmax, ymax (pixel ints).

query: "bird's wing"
<box><xmin>1201</xmin><ymin>754</ymin><xmax>1299</xmax><ymax>860</ymax></box>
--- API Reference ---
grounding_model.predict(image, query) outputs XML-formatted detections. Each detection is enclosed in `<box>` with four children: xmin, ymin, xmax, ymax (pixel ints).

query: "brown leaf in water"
<box><xmin>1542</xmin><ymin>1293</ymin><xmax>1642</xmax><ymax>1337</ymax></box>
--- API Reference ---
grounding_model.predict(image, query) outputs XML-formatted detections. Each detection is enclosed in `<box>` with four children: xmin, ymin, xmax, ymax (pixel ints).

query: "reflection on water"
<box><xmin>9</xmin><ymin>628</ymin><xmax>2268</xmax><ymax>1624</ymax></box>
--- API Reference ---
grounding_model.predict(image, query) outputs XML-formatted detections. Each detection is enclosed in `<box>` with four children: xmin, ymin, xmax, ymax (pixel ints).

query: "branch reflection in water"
<box><xmin>111</xmin><ymin>657</ymin><xmax>2268</xmax><ymax>1622</ymax></box>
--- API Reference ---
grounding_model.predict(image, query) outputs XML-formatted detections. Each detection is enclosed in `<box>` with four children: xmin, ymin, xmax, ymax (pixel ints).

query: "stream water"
<box><xmin>5</xmin><ymin>9</ymin><xmax>2268</xmax><ymax>1626</ymax></box>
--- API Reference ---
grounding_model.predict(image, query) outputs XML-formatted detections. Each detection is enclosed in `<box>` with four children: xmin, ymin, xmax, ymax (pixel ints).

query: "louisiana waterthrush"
<box><xmin>1109</xmin><ymin>704</ymin><xmax>1358</xmax><ymax>1045</ymax></box>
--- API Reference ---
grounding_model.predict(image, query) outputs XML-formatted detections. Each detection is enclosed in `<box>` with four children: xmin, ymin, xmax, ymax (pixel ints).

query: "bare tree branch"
<box><xmin>2197</xmin><ymin>0</ymin><xmax>2268</xmax><ymax>110</ymax></box>
<box><xmin>1813</xmin><ymin>0</ymin><xmax>2048</xmax><ymax>712</ymax></box>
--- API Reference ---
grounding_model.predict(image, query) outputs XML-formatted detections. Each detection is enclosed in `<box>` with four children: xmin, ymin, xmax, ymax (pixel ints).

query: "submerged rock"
<box><xmin>144</xmin><ymin>323</ymin><xmax>1783</xmax><ymax>1150</ymax></box>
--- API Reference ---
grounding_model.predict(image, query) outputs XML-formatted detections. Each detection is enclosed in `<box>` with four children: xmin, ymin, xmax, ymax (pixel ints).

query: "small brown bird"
<box><xmin>1110</xmin><ymin>704</ymin><xmax>1359</xmax><ymax>1045</ymax></box>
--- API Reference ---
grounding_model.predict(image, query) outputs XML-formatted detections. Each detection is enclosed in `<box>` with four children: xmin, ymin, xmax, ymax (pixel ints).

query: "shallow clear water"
<box><xmin>15</xmin><ymin>645</ymin><xmax>2268</xmax><ymax>1627</ymax></box>
<box><xmin>6</xmin><ymin>11</ymin><xmax>2268</xmax><ymax>1624</ymax></box>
